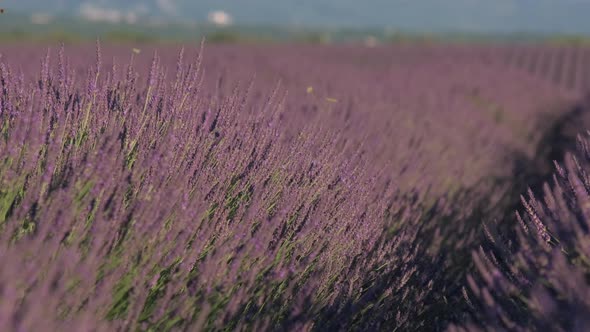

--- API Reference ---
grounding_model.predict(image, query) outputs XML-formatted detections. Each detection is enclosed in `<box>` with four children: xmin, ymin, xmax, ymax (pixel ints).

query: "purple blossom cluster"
<box><xmin>0</xmin><ymin>41</ymin><xmax>588</xmax><ymax>331</ymax></box>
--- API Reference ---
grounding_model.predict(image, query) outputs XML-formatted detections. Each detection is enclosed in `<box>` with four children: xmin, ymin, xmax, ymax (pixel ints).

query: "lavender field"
<box><xmin>1</xmin><ymin>41</ymin><xmax>590</xmax><ymax>331</ymax></box>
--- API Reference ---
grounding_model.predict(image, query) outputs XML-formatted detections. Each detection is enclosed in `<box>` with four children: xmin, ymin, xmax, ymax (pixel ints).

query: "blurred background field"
<box><xmin>1</xmin><ymin>1</ymin><xmax>590</xmax><ymax>45</ymax></box>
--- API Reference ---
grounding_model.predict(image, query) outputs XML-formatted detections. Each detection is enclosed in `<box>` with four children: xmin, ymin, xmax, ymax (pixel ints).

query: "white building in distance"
<box><xmin>208</xmin><ymin>10</ymin><xmax>232</xmax><ymax>26</ymax></box>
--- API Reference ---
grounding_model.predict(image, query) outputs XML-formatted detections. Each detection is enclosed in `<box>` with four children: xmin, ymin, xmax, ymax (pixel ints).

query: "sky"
<box><xmin>3</xmin><ymin>0</ymin><xmax>590</xmax><ymax>34</ymax></box>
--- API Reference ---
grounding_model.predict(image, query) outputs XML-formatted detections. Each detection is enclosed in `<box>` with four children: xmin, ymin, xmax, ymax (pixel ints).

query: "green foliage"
<box><xmin>106</xmin><ymin>268</ymin><xmax>136</xmax><ymax>320</ymax></box>
<box><xmin>206</xmin><ymin>31</ymin><xmax>241</xmax><ymax>44</ymax></box>
<box><xmin>0</xmin><ymin>177</ymin><xmax>25</xmax><ymax>226</ymax></box>
<box><xmin>138</xmin><ymin>258</ymin><xmax>183</xmax><ymax>324</ymax></box>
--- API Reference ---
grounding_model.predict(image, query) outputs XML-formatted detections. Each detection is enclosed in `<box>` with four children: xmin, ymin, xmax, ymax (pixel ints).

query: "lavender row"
<box><xmin>496</xmin><ymin>45</ymin><xmax>590</xmax><ymax>96</ymax></box>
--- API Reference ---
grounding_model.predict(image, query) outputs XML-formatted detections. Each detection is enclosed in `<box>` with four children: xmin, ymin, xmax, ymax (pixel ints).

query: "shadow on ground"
<box><xmin>303</xmin><ymin>94</ymin><xmax>590</xmax><ymax>331</ymax></box>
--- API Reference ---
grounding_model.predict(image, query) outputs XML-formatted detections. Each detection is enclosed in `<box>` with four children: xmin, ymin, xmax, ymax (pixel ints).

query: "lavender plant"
<box><xmin>0</xmin><ymin>41</ymin><xmax>452</xmax><ymax>331</ymax></box>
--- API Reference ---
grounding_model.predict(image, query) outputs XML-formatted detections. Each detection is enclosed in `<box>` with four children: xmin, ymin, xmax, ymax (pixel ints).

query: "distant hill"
<box><xmin>3</xmin><ymin>0</ymin><xmax>590</xmax><ymax>35</ymax></box>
